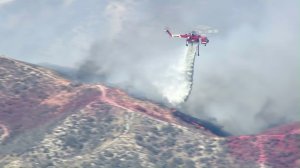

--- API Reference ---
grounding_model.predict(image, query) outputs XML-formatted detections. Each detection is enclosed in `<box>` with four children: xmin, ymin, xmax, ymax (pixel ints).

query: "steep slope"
<box><xmin>0</xmin><ymin>56</ymin><xmax>299</xmax><ymax>168</ymax></box>
<box><xmin>228</xmin><ymin>122</ymin><xmax>300</xmax><ymax>168</ymax></box>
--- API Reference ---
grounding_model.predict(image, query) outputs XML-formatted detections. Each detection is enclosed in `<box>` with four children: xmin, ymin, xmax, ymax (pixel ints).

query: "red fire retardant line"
<box><xmin>237</xmin><ymin>134</ymin><xmax>289</xmax><ymax>167</ymax></box>
<box><xmin>97</xmin><ymin>85</ymin><xmax>134</xmax><ymax>112</ymax></box>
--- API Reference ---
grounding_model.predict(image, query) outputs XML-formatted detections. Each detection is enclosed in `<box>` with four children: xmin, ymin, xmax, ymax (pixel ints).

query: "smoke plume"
<box><xmin>76</xmin><ymin>0</ymin><xmax>300</xmax><ymax>135</ymax></box>
<box><xmin>1</xmin><ymin>0</ymin><xmax>299</xmax><ymax>135</ymax></box>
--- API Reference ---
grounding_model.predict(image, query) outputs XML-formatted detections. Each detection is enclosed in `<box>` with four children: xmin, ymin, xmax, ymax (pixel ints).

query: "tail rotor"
<box><xmin>164</xmin><ymin>27</ymin><xmax>173</xmax><ymax>37</ymax></box>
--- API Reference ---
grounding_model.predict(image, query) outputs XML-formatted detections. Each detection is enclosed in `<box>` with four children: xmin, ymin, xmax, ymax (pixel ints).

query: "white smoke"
<box><xmin>1</xmin><ymin>0</ymin><xmax>299</xmax><ymax>135</ymax></box>
<box><xmin>104</xmin><ymin>0</ymin><xmax>131</xmax><ymax>39</ymax></box>
<box><xmin>75</xmin><ymin>1</ymin><xmax>299</xmax><ymax>135</ymax></box>
<box><xmin>0</xmin><ymin>0</ymin><xmax>15</xmax><ymax>7</ymax></box>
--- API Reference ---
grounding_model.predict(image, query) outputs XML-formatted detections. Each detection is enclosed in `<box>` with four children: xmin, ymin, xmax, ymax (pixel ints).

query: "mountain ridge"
<box><xmin>0</xmin><ymin>55</ymin><xmax>299</xmax><ymax>168</ymax></box>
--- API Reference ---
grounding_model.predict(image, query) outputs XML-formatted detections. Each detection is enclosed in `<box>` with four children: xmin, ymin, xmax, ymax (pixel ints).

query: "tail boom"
<box><xmin>165</xmin><ymin>29</ymin><xmax>173</xmax><ymax>37</ymax></box>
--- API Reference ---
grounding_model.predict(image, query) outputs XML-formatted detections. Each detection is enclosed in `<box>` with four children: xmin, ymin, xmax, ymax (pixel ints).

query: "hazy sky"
<box><xmin>0</xmin><ymin>0</ymin><xmax>299</xmax><ymax>134</ymax></box>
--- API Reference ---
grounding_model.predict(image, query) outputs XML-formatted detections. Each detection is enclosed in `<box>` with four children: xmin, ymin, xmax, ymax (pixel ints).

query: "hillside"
<box><xmin>0</xmin><ymin>56</ymin><xmax>299</xmax><ymax>168</ymax></box>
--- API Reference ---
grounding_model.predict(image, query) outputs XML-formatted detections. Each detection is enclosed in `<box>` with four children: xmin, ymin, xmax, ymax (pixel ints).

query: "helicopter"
<box><xmin>164</xmin><ymin>26</ymin><xmax>218</xmax><ymax>56</ymax></box>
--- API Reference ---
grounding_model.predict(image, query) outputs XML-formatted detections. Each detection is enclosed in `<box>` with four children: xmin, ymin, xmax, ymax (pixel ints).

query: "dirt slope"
<box><xmin>0</xmin><ymin>56</ymin><xmax>299</xmax><ymax>168</ymax></box>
